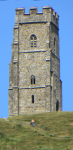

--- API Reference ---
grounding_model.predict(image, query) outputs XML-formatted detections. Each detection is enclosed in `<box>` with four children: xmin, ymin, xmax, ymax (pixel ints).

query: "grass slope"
<box><xmin>0</xmin><ymin>112</ymin><xmax>73</xmax><ymax>150</ymax></box>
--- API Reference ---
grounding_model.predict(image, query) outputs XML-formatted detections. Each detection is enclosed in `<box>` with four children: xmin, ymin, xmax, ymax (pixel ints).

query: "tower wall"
<box><xmin>8</xmin><ymin>6</ymin><xmax>62</xmax><ymax>116</ymax></box>
<box><xmin>19</xmin><ymin>88</ymin><xmax>45</xmax><ymax>114</ymax></box>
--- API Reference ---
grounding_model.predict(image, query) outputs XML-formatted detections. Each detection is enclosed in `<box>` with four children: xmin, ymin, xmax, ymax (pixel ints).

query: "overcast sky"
<box><xmin>0</xmin><ymin>0</ymin><xmax>73</xmax><ymax>118</ymax></box>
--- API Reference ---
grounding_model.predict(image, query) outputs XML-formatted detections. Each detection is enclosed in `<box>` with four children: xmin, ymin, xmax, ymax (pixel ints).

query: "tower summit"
<box><xmin>8</xmin><ymin>6</ymin><xmax>62</xmax><ymax>116</ymax></box>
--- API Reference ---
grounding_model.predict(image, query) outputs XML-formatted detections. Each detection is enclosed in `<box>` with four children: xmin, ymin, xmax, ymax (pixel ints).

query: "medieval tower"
<box><xmin>8</xmin><ymin>6</ymin><xmax>62</xmax><ymax>116</ymax></box>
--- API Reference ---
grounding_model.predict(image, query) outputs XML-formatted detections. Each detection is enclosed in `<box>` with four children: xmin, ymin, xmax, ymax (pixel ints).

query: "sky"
<box><xmin>0</xmin><ymin>0</ymin><xmax>73</xmax><ymax>118</ymax></box>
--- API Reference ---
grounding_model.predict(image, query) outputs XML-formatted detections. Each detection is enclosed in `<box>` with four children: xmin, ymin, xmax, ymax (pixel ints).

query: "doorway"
<box><xmin>56</xmin><ymin>99</ymin><xmax>59</xmax><ymax>111</ymax></box>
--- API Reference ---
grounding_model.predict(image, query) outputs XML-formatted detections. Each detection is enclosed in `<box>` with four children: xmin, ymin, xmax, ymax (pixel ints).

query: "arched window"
<box><xmin>30</xmin><ymin>34</ymin><xmax>37</xmax><ymax>47</ymax></box>
<box><xmin>32</xmin><ymin>95</ymin><xmax>34</xmax><ymax>103</ymax></box>
<box><xmin>31</xmin><ymin>75</ymin><xmax>35</xmax><ymax>84</ymax></box>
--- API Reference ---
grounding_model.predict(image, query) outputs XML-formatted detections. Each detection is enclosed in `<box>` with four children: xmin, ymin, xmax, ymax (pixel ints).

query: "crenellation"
<box><xmin>14</xmin><ymin>7</ymin><xmax>55</xmax><ymax>24</ymax></box>
<box><xmin>42</xmin><ymin>6</ymin><xmax>52</xmax><ymax>14</ymax></box>
<box><xmin>56</xmin><ymin>13</ymin><xmax>58</xmax><ymax>19</ymax></box>
<box><xmin>53</xmin><ymin>10</ymin><xmax>55</xmax><ymax>16</ymax></box>
<box><xmin>15</xmin><ymin>6</ymin><xmax>59</xmax><ymax>28</ymax></box>
<box><xmin>15</xmin><ymin>7</ymin><xmax>25</xmax><ymax>15</ymax></box>
<box><xmin>29</xmin><ymin>7</ymin><xmax>37</xmax><ymax>15</ymax></box>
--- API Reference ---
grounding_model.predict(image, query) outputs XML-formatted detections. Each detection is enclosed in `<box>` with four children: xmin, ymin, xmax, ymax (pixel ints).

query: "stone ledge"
<box><xmin>19</xmin><ymin>21</ymin><xmax>47</xmax><ymax>24</ymax></box>
<box><xmin>19</xmin><ymin>50</ymin><xmax>46</xmax><ymax>53</ymax></box>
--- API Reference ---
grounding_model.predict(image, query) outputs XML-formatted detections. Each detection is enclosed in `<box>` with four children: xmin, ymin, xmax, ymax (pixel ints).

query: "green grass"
<box><xmin>0</xmin><ymin>112</ymin><xmax>73</xmax><ymax>149</ymax></box>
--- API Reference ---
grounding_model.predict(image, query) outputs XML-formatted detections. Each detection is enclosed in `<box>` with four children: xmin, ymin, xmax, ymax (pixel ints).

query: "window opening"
<box><xmin>54</xmin><ymin>37</ymin><xmax>56</xmax><ymax>52</ymax></box>
<box><xmin>54</xmin><ymin>38</ymin><xmax>55</xmax><ymax>47</ymax></box>
<box><xmin>32</xmin><ymin>95</ymin><xmax>34</xmax><ymax>103</ymax></box>
<box><xmin>31</xmin><ymin>75</ymin><xmax>35</xmax><ymax>84</ymax></box>
<box><xmin>49</xmin><ymin>42</ymin><xmax>50</xmax><ymax>48</ymax></box>
<box><xmin>56</xmin><ymin>99</ymin><xmax>59</xmax><ymax>111</ymax></box>
<box><xmin>30</xmin><ymin>34</ymin><xmax>37</xmax><ymax>48</ymax></box>
<box><xmin>34</xmin><ymin>78</ymin><xmax>35</xmax><ymax>84</ymax></box>
<box><xmin>31</xmin><ymin>77</ymin><xmax>32</xmax><ymax>84</ymax></box>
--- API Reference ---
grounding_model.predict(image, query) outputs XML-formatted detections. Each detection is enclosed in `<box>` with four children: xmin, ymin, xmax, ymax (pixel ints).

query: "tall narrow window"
<box><xmin>31</xmin><ymin>75</ymin><xmax>35</xmax><ymax>84</ymax></box>
<box><xmin>31</xmin><ymin>76</ymin><xmax>33</xmax><ymax>84</ymax></box>
<box><xmin>34</xmin><ymin>77</ymin><xmax>35</xmax><ymax>84</ymax></box>
<box><xmin>56</xmin><ymin>99</ymin><xmax>59</xmax><ymax>111</ymax></box>
<box><xmin>54</xmin><ymin>37</ymin><xmax>55</xmax><ymax>47</ymax></box>
<box><xmin>30</xmin><ymin>34</ymin><xmax>37</xmax><ymax>47</ymax></box>
<box><xmin>49</xmin><ymin>41</ymin><xmax>50</xmax><ymax>48</ymax></box>
<box><xmin>54</xmin><ymin>37</ymin><xmax>56</xmax><ymax>52</ymax></box>
<box><xmin>32</xmin><ymin>95</ymin><xmax>34</xmax><ymax>103</ymax></box>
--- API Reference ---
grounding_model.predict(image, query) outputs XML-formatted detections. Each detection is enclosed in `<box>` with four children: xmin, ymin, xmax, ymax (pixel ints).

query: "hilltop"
<box><xmin>0</xmin><ymin>112</ymin><xmax>73</xmax><ymax>150</ymax></box>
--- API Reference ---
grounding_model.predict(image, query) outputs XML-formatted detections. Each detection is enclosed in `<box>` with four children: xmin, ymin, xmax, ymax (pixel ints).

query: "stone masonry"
<box><xmin>8</xmin><ymin>6</ymin><xmax>62</xmax><ymax>116</ymax></box>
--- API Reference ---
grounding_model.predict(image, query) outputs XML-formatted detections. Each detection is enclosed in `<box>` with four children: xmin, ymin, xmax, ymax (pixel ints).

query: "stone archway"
<box><xmin>56</xmin><ymin>99</ymin><xmax>59</xmax><ymax>111</ymax></box>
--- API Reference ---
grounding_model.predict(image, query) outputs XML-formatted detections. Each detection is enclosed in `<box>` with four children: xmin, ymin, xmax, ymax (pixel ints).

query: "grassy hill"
<box><xmin>0</xmin><ymin>112</ymin><xmax>73</xmax><ymax>150</ymax></box>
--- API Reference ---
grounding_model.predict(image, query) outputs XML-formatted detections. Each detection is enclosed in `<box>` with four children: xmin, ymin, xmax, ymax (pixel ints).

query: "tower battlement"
<box><xmin>15</xmin><ymin>6</ymin><xmax>59</xmax><ymax>27</ymax></box>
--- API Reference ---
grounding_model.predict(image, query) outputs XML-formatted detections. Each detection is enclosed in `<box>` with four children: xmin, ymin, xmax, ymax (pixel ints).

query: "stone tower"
<box><xmin>8</xmin><ymin>6</ymin><xmax>62</xmax><ymax>116</ymax></box>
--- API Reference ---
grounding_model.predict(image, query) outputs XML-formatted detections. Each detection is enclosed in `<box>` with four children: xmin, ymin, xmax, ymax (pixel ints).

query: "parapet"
<box><xmin>15</xmin><ymin>6</ymin><xmax>59</xmax><ymax>27</ymax></box>
<box><xmin>15</xmin><ymin>6</ymin><xmax>59</xmax><ymax>18</ymax></box>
